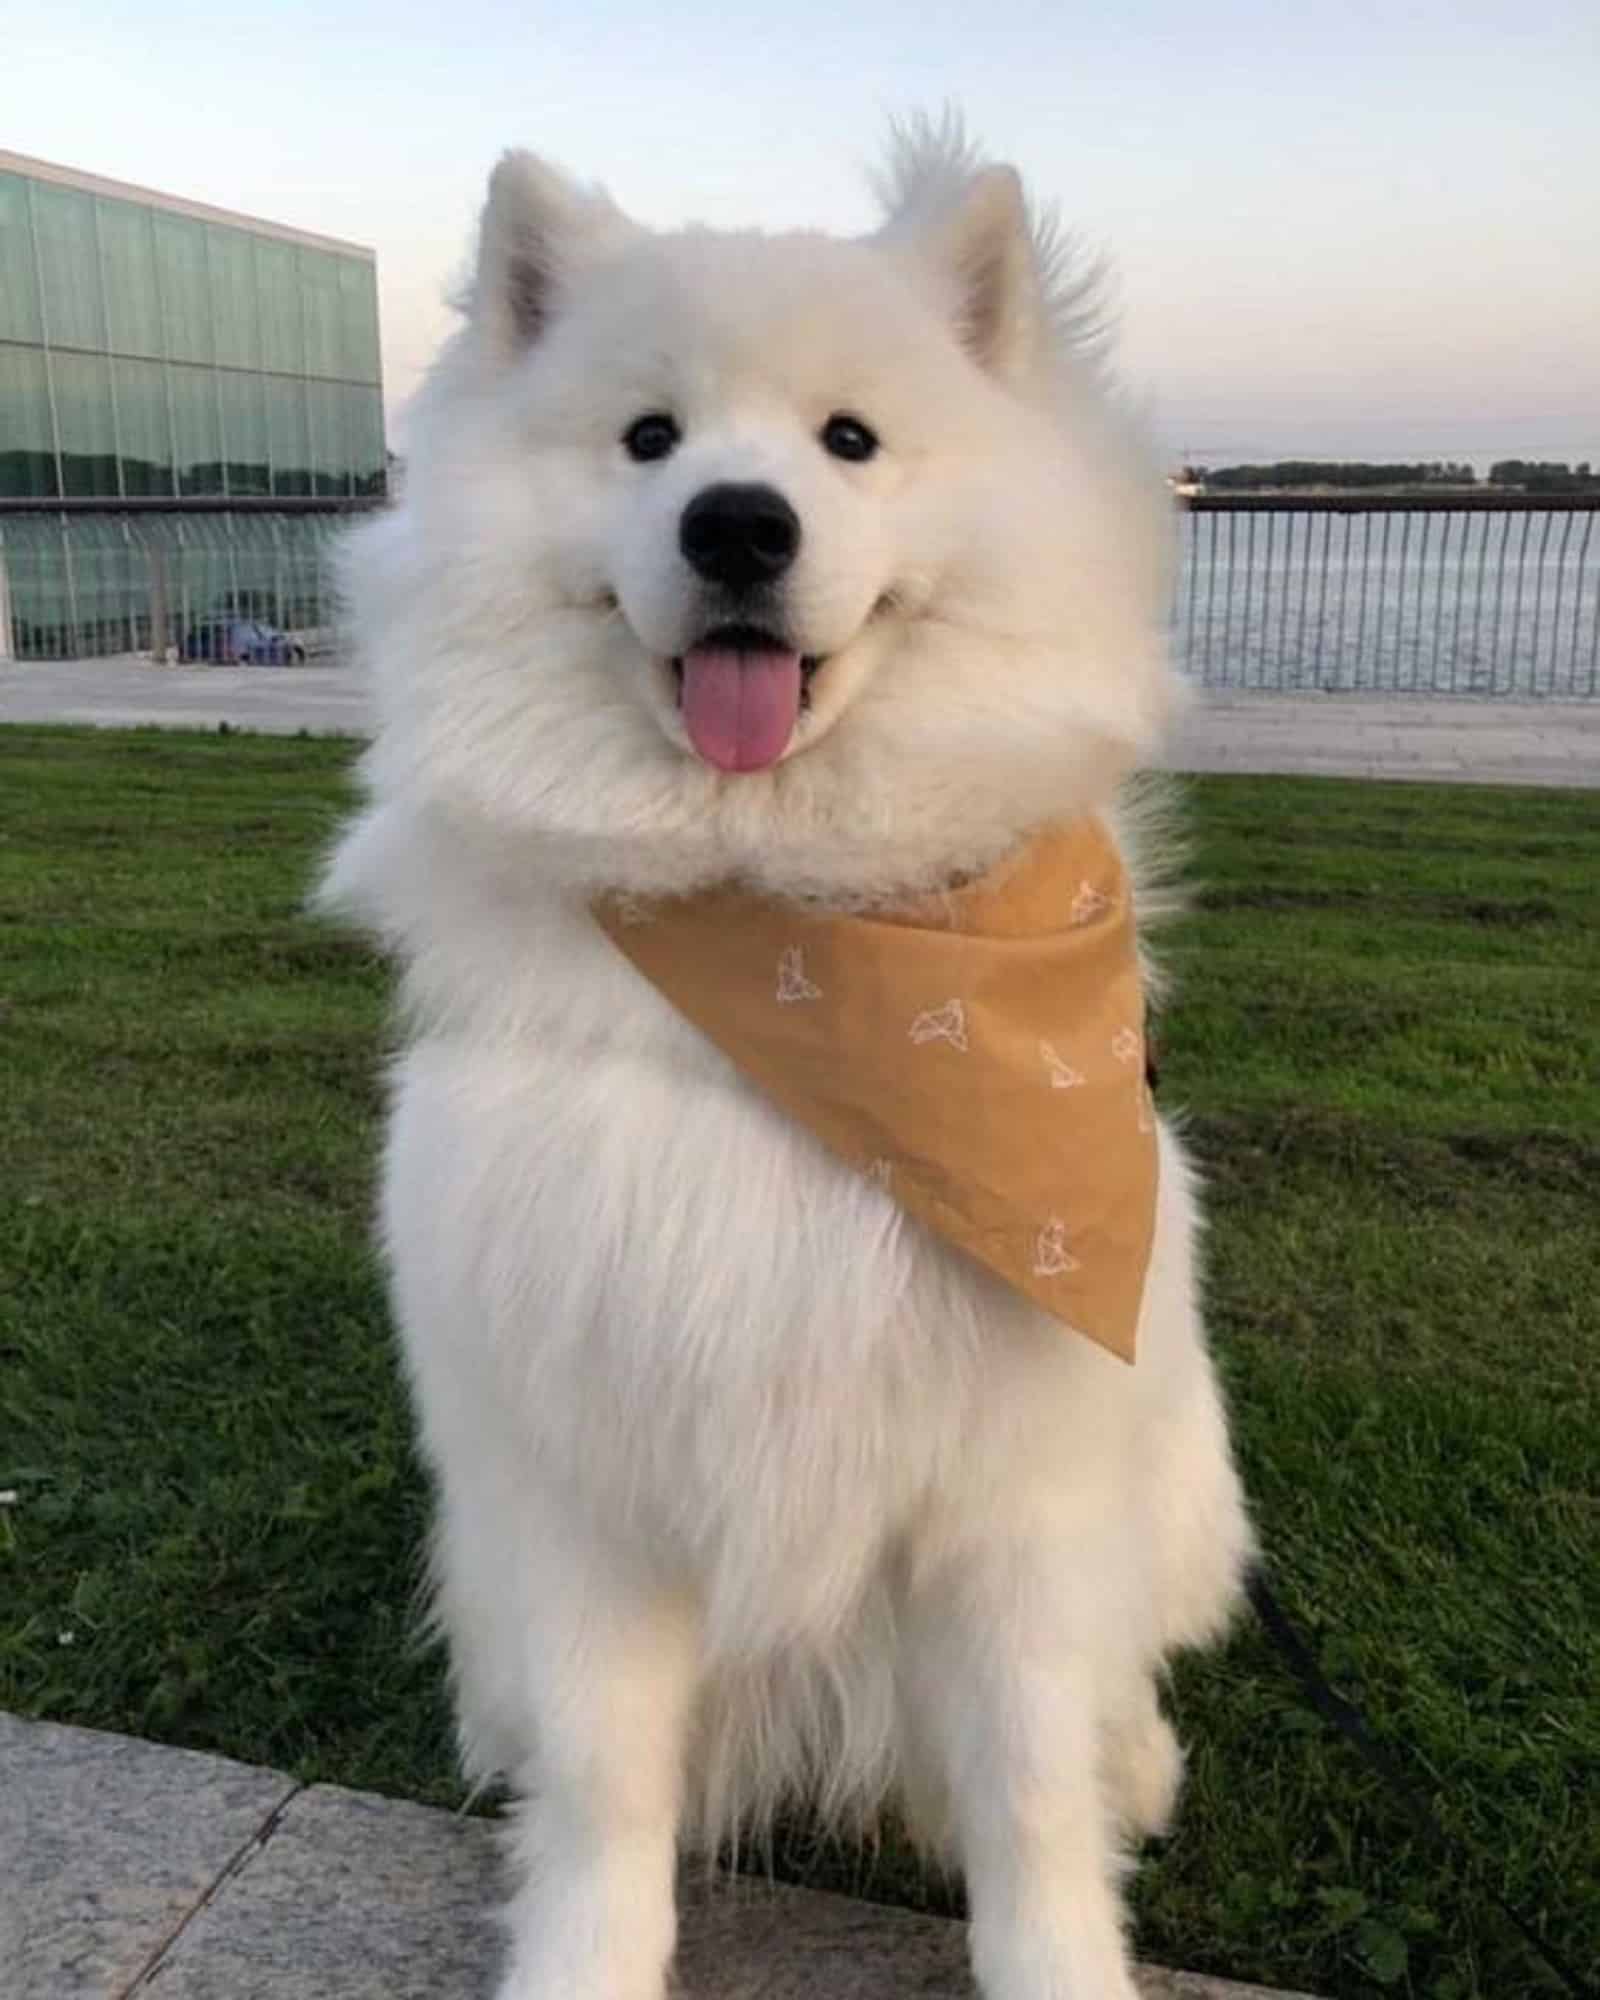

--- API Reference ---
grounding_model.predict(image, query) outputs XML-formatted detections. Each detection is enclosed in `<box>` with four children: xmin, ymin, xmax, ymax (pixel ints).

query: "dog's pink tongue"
<box><xmin>681</xmin><ymin>646</ymin><xmax>802</xmax><ymax>773</ymax></box>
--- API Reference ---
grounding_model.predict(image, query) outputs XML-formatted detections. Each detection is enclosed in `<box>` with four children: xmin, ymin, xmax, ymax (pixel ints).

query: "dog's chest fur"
<box><xmin>389</xmin><ymin>888</ymin><xmax>1142</xmax><ymax>1649</ymax></box>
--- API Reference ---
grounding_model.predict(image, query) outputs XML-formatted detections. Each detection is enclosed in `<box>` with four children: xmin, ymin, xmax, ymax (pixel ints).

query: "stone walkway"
<box><xmin>1174</xmin><ymin>687</ymin><xmax>1600</xmax><ymax>788</ymax></box>
<box><xmin>3</xmin><ymin>656</ymin><xmax>1598</xmax><ymax>788</ymax></box>
<box><xmin>2</xmin><ymin>1714</ymin><xmax>1314</xmax><ymax>1999</ymax></box>
<box><xmin>0</xmin><ymin>656</ymin><xmax>367</xmax><ymax>738</ymax></box>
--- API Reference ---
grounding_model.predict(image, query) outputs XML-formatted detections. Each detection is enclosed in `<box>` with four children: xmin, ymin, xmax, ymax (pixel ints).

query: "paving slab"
<box><xmin>140</xmin><ymin>1778</ymin><xmax>1313</xmax><ymax>2000</ymax></box>
<box><xmin>0</xmin><ymin>1712</ymin><xmax>297</xmax><ymax>2000</ymax></box>
<box><xmin>1166</xmin><ymin>688</ymin><xmax>1600</xmax><ymax>787</ymax></box>
<box><xmin>2</xmin><ymin>656</ymin><xmax>1597</xmax><ymax>789</ymax></box>
<box><xmin>130</xmin><ymin>1782</ymin><xmax>502</xmax><ymax>1999</ymax></box>
<box><xmin>6</xmin><ymin>1714</ymin><xmax>1318</xmax><ymax>1999</ymax></box>
<box><xmin>0</xmin><ymin>657</ymin><xmax>369</xmax><ymax>736</ymax></box>
<box><xmin>674</xmin><ymin>1873</ymin><xmax>1310</xmax><ymax>2000</ymax></box>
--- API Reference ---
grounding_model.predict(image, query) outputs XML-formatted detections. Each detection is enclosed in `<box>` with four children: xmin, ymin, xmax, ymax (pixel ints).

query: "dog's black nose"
<box><xmin>679</xmin><ymin>483</ymin><xmax>801</xmax><ymax>590</ymax></box>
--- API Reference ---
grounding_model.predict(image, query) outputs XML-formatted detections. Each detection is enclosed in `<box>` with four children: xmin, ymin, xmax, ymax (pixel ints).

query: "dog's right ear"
<box><xmin>471</xmin><ymin>151</ymin><xmax>634</xmax><ymax>360</ymax></box>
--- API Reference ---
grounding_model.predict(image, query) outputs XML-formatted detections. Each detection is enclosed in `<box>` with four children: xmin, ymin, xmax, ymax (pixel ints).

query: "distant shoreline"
<box><xmin>1171</xmin><ymin>483</ymin><xmax>1600</xmax><ymax>500</ymax></box>
<box><xmin>1176</xmin><ymin>484</ymin><xmax>1481</xmax><ymax>498</ymax></box>
<box><xmin>1170</xmin><ymin>458</ymin><xmax>1599</xmax><ymax>501</ymax></box>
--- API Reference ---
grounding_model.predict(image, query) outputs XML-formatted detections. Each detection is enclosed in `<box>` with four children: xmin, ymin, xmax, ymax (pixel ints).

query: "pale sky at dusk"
<box><xmin>9</xmin><ymin>0</ymin><xmax>1597</xmax><ymax>467</ymax></box>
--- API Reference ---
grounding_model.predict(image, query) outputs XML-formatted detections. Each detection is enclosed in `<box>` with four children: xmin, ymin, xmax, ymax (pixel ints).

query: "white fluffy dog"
<box><xmin>322</xmin><ymin>117</ymin><xmax>1251</xmax><ymax>2000</ymax></box>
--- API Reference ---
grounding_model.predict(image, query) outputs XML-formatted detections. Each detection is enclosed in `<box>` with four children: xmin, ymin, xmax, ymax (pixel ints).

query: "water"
<box><xmin>1176</xmin><ymin>507</ymin><xmax>1600</xmax><ymax>697</ymax></box>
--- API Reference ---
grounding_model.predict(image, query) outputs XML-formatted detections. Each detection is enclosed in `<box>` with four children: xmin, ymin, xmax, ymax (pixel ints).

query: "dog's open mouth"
<box><xmin>671</xmin><ymin>623</ymin><xmax>823</xmax><ymax>774</ymax></box>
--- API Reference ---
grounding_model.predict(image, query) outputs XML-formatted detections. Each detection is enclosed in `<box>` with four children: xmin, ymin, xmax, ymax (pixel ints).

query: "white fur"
<box><xmin>321</xmin><ymin>116</ymin><xmax>1251</xmax><ymax>2000</ymax></box>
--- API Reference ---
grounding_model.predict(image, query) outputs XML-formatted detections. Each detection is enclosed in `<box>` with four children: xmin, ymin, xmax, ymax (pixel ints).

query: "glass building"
<box><xmin>0</xmin><ymin>150</ymin><xmax>385</xmax><ymax>658</ymax></box>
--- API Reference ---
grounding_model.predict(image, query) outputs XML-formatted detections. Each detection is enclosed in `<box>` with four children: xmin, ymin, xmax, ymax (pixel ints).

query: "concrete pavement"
<box><xmin>0</xmin><ymin>656</ymin><xmax>367</xmax><ymax>737</ymax></box>
<box><xmin>1174</xmin><ymin>687</ymin><xmax>1600</xmax><ymax>788</ymax></box>
<box><xmin>2</xmin><ymin>1713</ymin><xmax>1317</xmax><ymax>2000</ymax></box>
<box><xmin>3</xmin><ymin>655</ymin><xmax>1598</xmax><ymax>787</ymax></box>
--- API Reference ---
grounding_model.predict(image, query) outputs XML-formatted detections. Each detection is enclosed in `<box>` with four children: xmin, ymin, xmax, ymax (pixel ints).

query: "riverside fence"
<box><xmin>4</xmin><ymin>493</ymin><xmax>1598</xmax><ymax>696</ymax></box>
<box><xmin>1177</xmin><ymin>493</ymin><xmax>1600</xmax><ymax>697</ymax></box>
<box><xmin>0</xmin><ymin>503</ymin><xmax>358</xmax><ymax>662</ymax></box>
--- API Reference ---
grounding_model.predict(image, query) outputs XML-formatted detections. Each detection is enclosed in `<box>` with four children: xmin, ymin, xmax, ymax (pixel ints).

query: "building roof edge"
<box><xmin>0</xmin><ymin>150</ymin><xmax>376</xmax><ymax>260</ymax></box>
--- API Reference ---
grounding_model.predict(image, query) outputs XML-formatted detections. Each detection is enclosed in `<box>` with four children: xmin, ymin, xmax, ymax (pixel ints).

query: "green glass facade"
<box><xmin>0</xmin><ymin>152</ymin><xmax>384</xmax><ymax>657</ymax></box>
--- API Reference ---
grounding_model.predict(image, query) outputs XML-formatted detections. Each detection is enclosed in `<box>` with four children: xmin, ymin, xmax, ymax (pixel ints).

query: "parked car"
<box><xmin>180</xmin><ymin>617</ymin><xmax>306</xmax><ymax>664</ymax></box>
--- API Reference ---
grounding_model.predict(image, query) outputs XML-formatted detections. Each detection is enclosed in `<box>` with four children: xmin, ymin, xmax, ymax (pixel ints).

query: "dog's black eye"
<box><xmin>821</xmin><ymin>414</ymin><xmax>878</xmax><ymax>463</ymax></box>
<box><xmin>623</xmin><ymin>414</ymin><xmax>680</xmax><ymax>463</ymax></box>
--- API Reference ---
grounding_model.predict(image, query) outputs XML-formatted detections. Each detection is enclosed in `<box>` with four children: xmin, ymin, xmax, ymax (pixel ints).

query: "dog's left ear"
<box><xmin>879</xmin><ymin>163</ymin><xmax>1045</xmax><ymax>384</ymax></box>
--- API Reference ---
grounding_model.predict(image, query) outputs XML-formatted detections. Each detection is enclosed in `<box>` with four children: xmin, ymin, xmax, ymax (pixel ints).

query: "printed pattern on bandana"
<box><xmin>1033</xmin><ymin>1216</ymin><xmax>1082</xmax><ymax>1277</ymax></box>
<box><xmin>1040</xmin><ymin>1041</ymin><xmax>1086</xmax><ymax>1090</ymax></box>
<box><xmin>593</xmin><ymin>818</ymin><xmax>1159</xmax><ymax>1363</ymax></box>
<box><xmin>908</xmin><ymin>999</ymin><xmax>969</xmax><ymax>1051</ymax></box>
<box><xmin>776</xmin><ymin>946</ymin><xmax>822</xmax><ymax>1004</ymax></box>
<box><xmin>1071</xmin><ymin>881</ymin><xmax>1111</xmax><ymax>926</ymax></box>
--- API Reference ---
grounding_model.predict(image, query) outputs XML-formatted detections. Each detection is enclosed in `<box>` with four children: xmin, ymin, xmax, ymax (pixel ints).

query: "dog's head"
<box><xmin>342</xmin><ymin>120</ymin><xmax>1177</xmax><ymax>905</ymax></box>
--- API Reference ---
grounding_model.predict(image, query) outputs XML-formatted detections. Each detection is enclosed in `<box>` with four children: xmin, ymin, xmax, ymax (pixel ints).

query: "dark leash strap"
<box><xmin>1245</xmin><ymin>1564</ymin><xmax>1597</xmax><ymax>2000</ymax></box>
<box><xmin>1144</xmin><ymin>1028</ymin><xmax>1589</xmax><ymax>1994</ymax></box>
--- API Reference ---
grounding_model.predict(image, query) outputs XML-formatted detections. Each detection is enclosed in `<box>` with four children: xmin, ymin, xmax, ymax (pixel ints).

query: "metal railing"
<box><xmin>0</xmin><ymin>501</ymin><xmax>370</xmax><ymax>661</ymax></box>
<box><xmin>1176</xmin><ymin>494</ymin><xmax>1600</xmax><ymax>697</ymax></box>
<box><xmin>7</xmin><ymin>492</ymin><xmax>1599</xmax><ymax>695</ymax></box>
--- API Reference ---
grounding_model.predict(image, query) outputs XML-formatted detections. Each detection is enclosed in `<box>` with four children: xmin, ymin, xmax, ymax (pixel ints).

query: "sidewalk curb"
<box><xmin>3</xmin><ymin>1713</ymin><xmax>1321</xmax><ymax>1999</ymax></box>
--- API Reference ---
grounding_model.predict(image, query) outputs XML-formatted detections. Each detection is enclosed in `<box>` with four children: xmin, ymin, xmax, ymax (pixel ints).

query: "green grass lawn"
<box><xmin>2</xmin><ymin>726</ymin><xmax>1595</xmax><ymax>2000</ymax></box>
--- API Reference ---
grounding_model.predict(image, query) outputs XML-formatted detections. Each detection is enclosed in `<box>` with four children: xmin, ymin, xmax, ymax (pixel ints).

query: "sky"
<box><xmin>8</xmin><ymin>0</ymin><xmax>1597</xmax><ymax>468</ymax></box>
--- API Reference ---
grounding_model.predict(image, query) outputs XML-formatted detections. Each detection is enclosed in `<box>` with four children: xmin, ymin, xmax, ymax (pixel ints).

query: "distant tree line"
<box><xmin>1183</xmin><ymin>461</ymin><xmax>1476</xmax><ymax>490</ymax></box>
<box><xmin>1181</xmin><ymin>459</ymin><xmax>1599</xmax><ymax>493</ymax></box>
<box><xmin>1485</xmin><ymin>460</ymin><xmax>1597</xmax><ymax>494</ymax></box>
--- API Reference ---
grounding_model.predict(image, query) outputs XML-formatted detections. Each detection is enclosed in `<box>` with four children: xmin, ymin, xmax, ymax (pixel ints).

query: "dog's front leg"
<box><xmin>902</xmin><ymin>1539</ymin><xmax>1143</xmax><ymax>2000</ymax></box>
<box><xmin>494</xmin><ymin>1536</ymin><xmax>699</xmax><ymax>2000</ymax></box>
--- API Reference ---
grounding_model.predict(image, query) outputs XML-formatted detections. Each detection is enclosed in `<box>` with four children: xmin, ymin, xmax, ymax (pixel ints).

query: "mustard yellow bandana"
<box><xmin>594</xmin><ymin>820</ymin><xmax>1158</xmax><ymax>1362</ymax></box>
